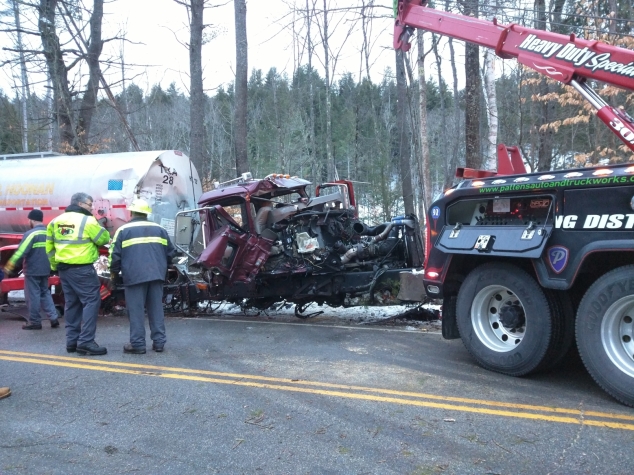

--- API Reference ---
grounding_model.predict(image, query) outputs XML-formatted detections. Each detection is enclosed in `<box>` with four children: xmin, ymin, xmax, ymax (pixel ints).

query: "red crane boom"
<box><xmin>394</xmin><ymin>0</ymin><xmax>634</xmax><ymax>154</ymax></box>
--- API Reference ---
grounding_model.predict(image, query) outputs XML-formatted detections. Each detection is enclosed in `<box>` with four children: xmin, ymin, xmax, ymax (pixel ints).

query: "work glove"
<box><xmin>3</xmin><ymin>263</ymin><xmax>14</xmax><ymax>276</ymax></box>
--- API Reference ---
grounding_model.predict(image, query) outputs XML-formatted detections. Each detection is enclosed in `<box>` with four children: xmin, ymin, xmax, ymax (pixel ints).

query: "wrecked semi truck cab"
<box><xmin>175</xmin><ymin>174</ymin><xmax>426</xmax><ymax>316</ymax></box>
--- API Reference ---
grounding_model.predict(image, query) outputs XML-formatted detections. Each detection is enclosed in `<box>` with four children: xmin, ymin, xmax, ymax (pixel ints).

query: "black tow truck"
<box><xmin>395</xmin><ymin>0</ymin><xmax>634</xmax><ymax>407</ymax></box>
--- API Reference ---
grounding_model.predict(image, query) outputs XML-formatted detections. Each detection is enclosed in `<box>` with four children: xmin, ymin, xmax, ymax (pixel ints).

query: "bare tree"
<box><xmin>34</xmin><ymin>0</ymin><xmax>114</xmax><ymax>154</ymax></box>
<box><xmin>304</xmin><ymin>0</ymin><xmax>319</xmax><ymax>185</ymax></box>
<box><xmin>447</xmin><ymin>37</ymin><xmax>462</xmax><ymax>187</ymax></box>
<box><xmin>234</xmin><ymin>0</ymin><xmax>249</xmax><ymax>175</ymax></box>
<box><xmin>58</xmin><ymin>0</ymin><xmax>139</xmax><ymax>153</ymax></box>
<box><xmin>416</xmin><ymin>31</ymin><xmax>432</xmax><ymax>218</ymax></box>
<box><xmin>533</xmin><ymin>0</ymin><xmax>553</xmax><ymax>171</ymax></box>
<box><xmin>395</xmin><ymin>48</ymin><xmax>414</xmax><ymax>215</ymax></box>
<box><xmin>321</xmin><ymin>0</ymin><xmax>334</xmax><ymax>179</ymax></box>
<box><xmin>482</xmin><ymin>0</ymin><xmax>498</xmax><ymax>170</ymax></box>
<box><xmin>177</xmin><ymin>0</ymin><xmax>206</xmax><ymax>177</ymax></box>
<box><xmin>12</xmin><ymin>0</ymin><xmax>29</xmax><ymax>152</ymax></box>
<box><xmin>312</xmin><ymin>1</ymin><xmax>356</xmax><ymax>180</ymax></box>
<box><xmin>38</xmin><ymin>0</ymin><xmax>75</xmax><ymax>150</ymax></box>
<box><xmin>461</xmin><ymin>0</ymin><xmax>481</xmax><ymax>169</ymax></box>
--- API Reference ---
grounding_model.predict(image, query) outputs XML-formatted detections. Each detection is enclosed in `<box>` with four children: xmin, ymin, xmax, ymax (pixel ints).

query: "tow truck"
<box><xmin>394</xmin><ymin>0</ymin><xmax>634</xmax><ymax>406</ymax></box>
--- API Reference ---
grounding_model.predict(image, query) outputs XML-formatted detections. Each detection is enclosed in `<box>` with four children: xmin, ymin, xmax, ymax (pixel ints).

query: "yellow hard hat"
<box><xmin>127</xmin><ymin>198</ymin><xmax>152</xmax><ymax>215</ymax></box>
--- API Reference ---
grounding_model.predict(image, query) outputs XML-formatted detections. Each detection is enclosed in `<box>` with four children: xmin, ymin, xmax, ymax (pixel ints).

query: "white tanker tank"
<box><xmin>0</xmin><ymin>150</ymin><xmax>202</xmax><ymax>239</ymax></box>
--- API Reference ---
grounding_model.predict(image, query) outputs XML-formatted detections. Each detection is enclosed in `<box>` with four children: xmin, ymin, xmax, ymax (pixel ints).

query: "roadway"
<box><xmin>0</xmin><ymin>308</ymin><xmax>632</xmax><ymax>474</ymax></box>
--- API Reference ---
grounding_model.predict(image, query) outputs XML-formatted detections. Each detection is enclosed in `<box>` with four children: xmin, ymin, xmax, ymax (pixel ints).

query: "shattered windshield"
<box><xmin>210</xmin><ymin>204</ymin><xmax>248</xmax><ymax>234</ymax></box>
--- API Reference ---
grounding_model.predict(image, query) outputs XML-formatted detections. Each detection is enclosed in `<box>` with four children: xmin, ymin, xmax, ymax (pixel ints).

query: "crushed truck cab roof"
<box><xmin>198</xmin><ymin>175</ymin><xmax>311</xmax><ymax>206</ymax></box>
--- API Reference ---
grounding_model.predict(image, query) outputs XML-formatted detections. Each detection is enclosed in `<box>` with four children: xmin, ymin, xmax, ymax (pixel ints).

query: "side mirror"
<box><xmin>175</xmin><ymin>215</ymin><xmax>194</xmax><ymax>246</ymax></box>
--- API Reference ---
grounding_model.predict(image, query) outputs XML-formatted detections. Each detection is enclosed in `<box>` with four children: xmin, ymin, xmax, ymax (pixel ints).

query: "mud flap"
<box><xmin>441</xmin><ymin>295</ymin><xmax>460</xmax><ymax>339</ymax></box>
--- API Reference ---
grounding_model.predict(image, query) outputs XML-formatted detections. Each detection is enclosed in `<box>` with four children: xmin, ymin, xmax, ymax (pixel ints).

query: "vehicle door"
<box><xmin>196</xmin><ymin>202</ymin><xmax>272</xmax><ymax>283</ymax></box>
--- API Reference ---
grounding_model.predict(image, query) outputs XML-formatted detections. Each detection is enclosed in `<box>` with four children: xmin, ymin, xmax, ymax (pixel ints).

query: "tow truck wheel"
<box><xmin>538</xmin><ymin>290</ymin><xmax>575</xmax><ymax>372</ymax></box>
<box><xmin>456</xmin><ymin>263</ymin><xmax>552</xmax><ymax>376</ymax></box>
<box><xmin>576</xmin><ymin>266</ymin><xmax>634</xmax><ymax>407</ymax></box>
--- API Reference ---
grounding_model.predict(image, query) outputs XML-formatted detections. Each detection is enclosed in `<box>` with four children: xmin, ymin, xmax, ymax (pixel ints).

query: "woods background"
<box><xmin>1</xmin><ymin>0</ymin><xmax>633</xmax><ymax>223</ymax></box>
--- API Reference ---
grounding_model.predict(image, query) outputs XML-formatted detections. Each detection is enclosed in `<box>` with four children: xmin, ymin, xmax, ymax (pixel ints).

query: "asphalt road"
<box><xmin>0</xmin><ymin>307</ymin><xmax>632</xmax><ymax>475</ymax></box>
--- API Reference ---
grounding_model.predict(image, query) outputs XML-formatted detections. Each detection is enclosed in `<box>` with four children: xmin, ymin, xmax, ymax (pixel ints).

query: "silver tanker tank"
<box><xmin>0</xmin><ymin>150</ymin><xmax>202</xmax><ymax>239</ymax></box>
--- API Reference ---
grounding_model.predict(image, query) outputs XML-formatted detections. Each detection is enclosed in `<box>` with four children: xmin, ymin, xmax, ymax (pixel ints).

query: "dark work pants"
<box><xmin>124</xmin><ymin>280</ymin><xmax>166</xmax><ymax>348</ymax></box>
<box><xmin>59</xmin><ymin>265</ymin><xmax>101</xmax><ymax>347</ymax></box>
<box><xmin>24</xmin><ymin>275</ymin><xmax>58</xmax><ymax>325</ymax></box>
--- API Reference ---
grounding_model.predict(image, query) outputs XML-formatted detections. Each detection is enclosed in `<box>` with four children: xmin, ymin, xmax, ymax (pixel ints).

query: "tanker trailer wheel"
<box><xmin>576</xmin><ymin>265</ymin><xmax>634</xmax><ymax>407</ymax></box>
<box><xmin>456</xmin><ymin>263</ymin><xmax>553</xmax><ymax>376</ymax></box>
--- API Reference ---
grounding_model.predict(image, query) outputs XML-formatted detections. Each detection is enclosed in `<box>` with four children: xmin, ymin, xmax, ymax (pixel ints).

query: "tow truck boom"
<box><xmin>394</xmin><ymin>0</ymin><xmax>634</xmax><ymax>153</ymax></box>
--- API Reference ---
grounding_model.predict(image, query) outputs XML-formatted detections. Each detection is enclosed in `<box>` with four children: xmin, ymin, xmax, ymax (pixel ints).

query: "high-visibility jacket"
<box><xmin>6</xmin><ymin>224</ymin><xmax>50</xmax><ymax>276</ymax></box>
<box><xmin>46</xmin><ymin>206</ymin><xmax>110</xmax><ymax>270</ymax></box>
<box><xmin>109</xmin><ymin>217</ymin><xmax>175</xmax><ymax>286</ymax></box>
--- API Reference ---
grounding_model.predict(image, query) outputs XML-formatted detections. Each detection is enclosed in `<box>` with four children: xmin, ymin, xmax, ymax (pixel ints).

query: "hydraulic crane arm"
<box><xmin>394</xmin><ymin>0</ymin><xmax>634</xmax><ymax>153</ymax></box>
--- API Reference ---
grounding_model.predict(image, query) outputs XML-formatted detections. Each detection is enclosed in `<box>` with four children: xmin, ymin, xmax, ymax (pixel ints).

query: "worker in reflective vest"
<box><xmin>109</xmin><ymin>198</ymin><xmax>175</xmax><ymax>354</ymax></box>
<box><xmin>4</xmin><ymin>209</ymin><xmax>59</xmax><ymax>330</ymax></box>
<box><xmin>46</xmin><ymin>193</ymin><xmax>110</xmax><ymax>356</ymax></box>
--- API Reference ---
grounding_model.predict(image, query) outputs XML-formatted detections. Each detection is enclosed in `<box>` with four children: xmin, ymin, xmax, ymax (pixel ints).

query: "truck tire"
<box><xmin>576</xmin><ymin>266</ymin><xmax>634</xmax><ymax>407</ymax></box>
<box><xmin>537</xmin><ymin>290</ymin><xmax>575</xmax><ymax>372</ymax></box>
<box><xmin>456</xmin><ymin>263</ymin><xmax>553</xmax><ymax>376</ymax></box>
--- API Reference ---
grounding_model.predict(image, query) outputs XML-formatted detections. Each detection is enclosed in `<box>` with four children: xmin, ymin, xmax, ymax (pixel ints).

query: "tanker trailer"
<box><xmin>0</xmin><ymin>150</ymin><xmax>202</xmax><ymax>310</ymax></box>
<box><xmin>0</xmin><ymin>150</ymin><xmax>202</xmax><ymax>237</ymax></box>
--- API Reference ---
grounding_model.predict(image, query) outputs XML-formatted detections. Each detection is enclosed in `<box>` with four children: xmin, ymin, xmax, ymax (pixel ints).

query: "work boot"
<box><xmin>152</xmin><ymin>342</ymin><xmax>164</xmax><ymax>353</ymax></box>
<box><xmin>50</xmin><ymin>319</ymin><xmax>60</xmax><ymax>328</ymax></box>
<box><xmin>124</xmin><ymin>343</ymin><xmax>146</xmax><ymax>354</ymax></box>
<box><xmin>76</xmin><ymin>341</ymin><xmax>107</xmax><ymax>356</ymax></box>
<box><xmin>22</xmin><ymin>323</ymin><xmax>42</xmax><ymax>330</ymax></box>
<box><xmin>66</xmin><ymin>344</ymin><xmax>77</xmax><ymax>353</ymax></box>
<box><xmin>0</xmin><ymin>387</ymin><xmax>10</xmax><ymax>400</ymax></box>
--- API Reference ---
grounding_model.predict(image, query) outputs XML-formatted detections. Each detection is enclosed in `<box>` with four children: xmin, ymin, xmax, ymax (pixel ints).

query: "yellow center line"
<box><xmin>1</xmin><ymin>349</ymin><xmax>631</xmax><ymax>421</ymax></box>
<box><xmin>1</xmin><ymin>350</ymin><xmax>633</xmax><ymax>431</ymax></box>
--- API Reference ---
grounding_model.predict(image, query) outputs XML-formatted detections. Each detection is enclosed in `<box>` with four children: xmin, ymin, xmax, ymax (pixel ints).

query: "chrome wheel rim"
<box><xmin>471</xmin><ymin>285</ymin><xmax>526</xmax><ymax>352</ymax></box>
<box><xmin>601</xmin><ymin>295</ymin><xmax>634</xmax><ymax>378</ymax></box>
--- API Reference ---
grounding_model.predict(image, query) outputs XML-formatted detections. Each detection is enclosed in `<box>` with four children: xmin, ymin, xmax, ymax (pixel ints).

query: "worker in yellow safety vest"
<box><xmin>46</xmin><ymin>192</ymin><xmax>110</xmax><ymax>356</ymax></box>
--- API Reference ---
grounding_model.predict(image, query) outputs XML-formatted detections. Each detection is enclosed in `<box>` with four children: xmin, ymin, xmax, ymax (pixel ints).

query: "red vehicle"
<box><xmin>394</xmin><ymin>0</ymin><xmax>634</xmax><ymax>406</ymax></box>
<box><xmin>0</xmin><ymin>234</ymin><xmax>63</xmax><ymax>309</ymax></box>
<box><xmin>173</xmin><ymin>174</ymin><xmax>426</xmax><ymax>316</ymax></box>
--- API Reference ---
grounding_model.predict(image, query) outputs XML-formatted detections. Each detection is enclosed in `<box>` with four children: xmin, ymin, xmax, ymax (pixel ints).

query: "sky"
<box><xmin>0</xmin><ymin>0</ymin><xmax>471</xmax><ymax>98</ymax></box>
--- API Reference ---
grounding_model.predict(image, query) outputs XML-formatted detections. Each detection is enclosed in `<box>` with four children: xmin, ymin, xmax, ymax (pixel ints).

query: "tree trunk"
<box><xmin>448</xmin><ymin>37</ymin><xmax>461</xmax><ymax>189</ymax></box>
<box><xmin>12</xmin><ymin>0</ymin><xmax>29</xmax><ymax>153</ymax></box>
<box><xmin>305</xmin><ymin>0</ymin><xmax>319</xmax><ymax>185</ymax></box>
<box><xmin>322</xmin><ymin>0</ymin><xmax>334</xmax><ymax>179</ymax></box>
<box><xmin>417</xmin><ymin>31</ymin><xmax>432</xmax><ymax>216</ymax></box>
<box><xmin>607</xmin><ymin>0</ymin><xmax>617</xmax><ymax>34</ymax></box>
<box><xmin>463</xmin><ymin>0</ymin><xmax>481</xmax><ymax>170</ymax></box>
<box><xmin>534</xmin><ymin>0</ymin><xmax>553</xmax><ymax>171</ymax></box>
<box><xmin>396</xmin><ymin>49</ymin><xmax>415</xmax><ymax>216</ymax></box>
<box><xmin>189</xmin><ymin>0</ymin><xmax>206</xmax><ymax>177</ymax></box>
<box><xmin>39</xmin><ymin>0</ymin><xmax>106</xmax><ymax>154</ymax></box>
<box><xmin>234</xmin><ymin>0</ymin><xmax>249</xmax><ymax>176</ymax></box>
<box><xmin>482</xmin><ymin>0</ymin><xmax>498</xmax><ymax>170</ymax></box>
<box><xmin>46</xmin><ymin>76</ymin><xmax>53</xmax><ymax>150</ymax></box>
<box><xmin>76</xmin><ymin>0</ymin><xmax>104</xmax><ymax>154</ymax></box>
<box><xmin>38</xmin><ymin>0</ymin><xmax>76</xmax><ymax>150</ymax></box>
